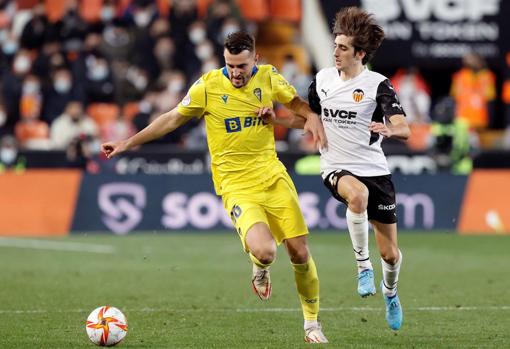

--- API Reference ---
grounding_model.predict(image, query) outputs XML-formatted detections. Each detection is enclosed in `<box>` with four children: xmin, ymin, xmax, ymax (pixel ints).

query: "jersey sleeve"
<box><xmin>308</xmin><ymin>76</ymin><xmax>321</xmax><ymax>115</ymax></box>
<box><xmin>177</xmin><ymin>78</ymin><xmax>206</xmax><ymax>117</ymax></box>
<box><xmin>376</xmin><ymin>79</ymin><xmax>406</xmax><ymax>117</ymax></box>
<box><xmin>269</xmin><ymin>65</ymin><xmax>297</xmax><ymax>104</ymax></box>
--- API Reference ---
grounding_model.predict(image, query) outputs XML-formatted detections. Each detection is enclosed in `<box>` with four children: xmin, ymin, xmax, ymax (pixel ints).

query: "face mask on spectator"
<box><xmin>14</xmin><ymin>55</ymin><xmax>31</xmax><ymax>74</ymax></box>
<box><xmin>168</xmin><ymin>79</ymin><xmax>185</xmax><ymax>94</ymax></box>
<box><xmin>89</xmin><ymin>65</ymin><xmax>108</xmax><ymax>80</ymax></box>
<box><xmin>196</xmin><ymin>44</ymin><xmax>213</xmax><ymax>61</ymax></box>
<box><xmin>132</xmin><ymin>74</ymin><xmax>148</xmax><ymax>91</ymax></box>
<box><xmin>134</xmin><ymin>11</ymin><xmax>151</xmax><ymax>27</ymax></box>
<box><xmin>54</xmin><ymin>78</ymin><xmax>72</xmax><ymax>93</ymax></box>
<box><xmin>221</xmin><ymin>25</ymin><xmax>240</xmax><ymax>41</ymax></box>
<box><xmin>101</xmin><ymin>6</ymin><xmax>116</xmax><ymax>21</ymax></box>
<box><xmin>23</xmin><ymin>81</ymin><xmax>40</xmax><ymax>94</ymax></box>
<box><xmin>0</xmin><ymin>148</ymin><xmax>17</xmax><ymax>165</ymax></box>
<box><xmin>202</xmin><ymin>61</ymin><xmax>218</xmax><ymax>74</ymax></box>
<box><xmin>189</xmin><ymin>28</ymin><xmax>206</xmax><ymax>44</ymax></box>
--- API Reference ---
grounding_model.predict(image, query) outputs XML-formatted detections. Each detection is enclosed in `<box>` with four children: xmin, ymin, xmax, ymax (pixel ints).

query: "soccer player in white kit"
<box><xmin>307</xmin><ymin>7</ymin><xmax>410</xmax><ymax>330</ymax></box>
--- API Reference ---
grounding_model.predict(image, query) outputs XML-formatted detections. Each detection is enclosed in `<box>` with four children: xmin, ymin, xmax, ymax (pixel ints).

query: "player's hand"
<box><xmin>257</xmin><ymin>106</ymin><xmax>276</xmax><ymax>124</ymax></box>
<box><xmin>304</xmin><ymin>114</ymin><xmax>327</xmax><ymax>150</ymax></box>
<box><xmin>101</xmin><ymin>140</ymin><xmax>129</xmax><ymax>159</ymax></box>
<box><xmin>368</xmin><ymin>122</ymin><xmax>393</xmax><ymax>138</ymax></box>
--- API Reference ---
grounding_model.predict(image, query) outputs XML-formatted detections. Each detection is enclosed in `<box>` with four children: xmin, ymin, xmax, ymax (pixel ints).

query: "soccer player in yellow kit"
<box><xmin>101</xmin><ymin>32</ymin><xmax>328</xmax><ymax>343</ymax></box>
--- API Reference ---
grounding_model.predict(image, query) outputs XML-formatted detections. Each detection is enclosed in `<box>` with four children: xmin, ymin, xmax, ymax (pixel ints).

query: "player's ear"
<box><xmin>356</xmin><ymin>50</ymin><xmax>366</xmax><ymax>62</ymax></box>
<box><xmin>254</xmin><ymin>52</ymin><xmax>259</xmax><ymax>65</ymax></box>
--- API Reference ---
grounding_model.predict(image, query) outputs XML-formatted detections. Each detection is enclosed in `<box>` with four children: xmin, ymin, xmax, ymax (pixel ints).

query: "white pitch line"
<box><xmin>1</xmin><ymin>306</ymin><xmax>509</xmax><ymax>315</ymax></box>
<box><xmin>0</xmin><ymin>238</ymin><xmax>115</xmax><ymax>254</ymax></box>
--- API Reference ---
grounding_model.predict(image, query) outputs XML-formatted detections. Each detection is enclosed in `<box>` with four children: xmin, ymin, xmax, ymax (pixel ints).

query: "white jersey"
<box><xmin>309</xmin><ymin>67</ymin><xmax>405</xmax><ymax>178</ymax></box>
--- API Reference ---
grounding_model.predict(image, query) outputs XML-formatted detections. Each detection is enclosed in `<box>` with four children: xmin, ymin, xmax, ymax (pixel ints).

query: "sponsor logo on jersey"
<box><xmin>323</xmin><ymin>108</ymin><xmax>357</xmax><ymax>119</ymax></box>
<box><xmin>224</xmin><ymin>116</ymin><xmax>265</xmax><ymax>133</ymax></box>
<box><xmin>253</xmin><ymin>88</ymin><xmax>262</xmax><ymax>102</ymax></box>
<box><xmin>221</xmin><ymin>95</ymin><xmax>229</xmax><ymax>103</ymax></box>
<box><xmin>353</xmin><ymin>89</ymin><xmax>364</xmax><ymax>102</ymax></box>
<box><xmin>181</xmin><ymin>93</ymin><xmax>191</xmax><ymax>106</ymax></box>
<box><xmin>321</xmin><ymin>88</ymin><xmax>329</xmax><ymax>96</ymax></box>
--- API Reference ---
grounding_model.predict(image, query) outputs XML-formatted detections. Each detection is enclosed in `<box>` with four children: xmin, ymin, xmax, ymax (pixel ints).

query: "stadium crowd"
<box><xmin>0</xmin><ymin>0</ymin><xmax>509</xmax><ymax>173</ymax></box>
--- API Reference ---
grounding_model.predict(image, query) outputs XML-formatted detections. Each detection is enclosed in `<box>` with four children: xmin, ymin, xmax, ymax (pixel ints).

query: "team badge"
<box><xmin>352</xmin><ymin>89</ymin><xmax>364</xmax><ymax>103</ymax></box>
<box><xmin>181</xmin><ymin>93</ymin><xmax>191</xmax><ymax>106</ymax></box>
<box><xmin>221</xmin><ymin>95</ymin><xmax>229</xmax><ymax>103</ymax></box>
<box><xmin>253</xmin><ymin>88</ymin><xmax>262</xmax><ymax>102</ymax></box>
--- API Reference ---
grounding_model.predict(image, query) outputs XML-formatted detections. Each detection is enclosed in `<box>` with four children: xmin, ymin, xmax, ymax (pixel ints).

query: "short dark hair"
<box><xmin>333</xmin><ymin>7</ymin><xmax>384</xmax><ymax>65</ymax></box>
<box><xmin>224</xmin><ymin>32</ymin><xmax>255</xmax><ymax>54</ymax></box>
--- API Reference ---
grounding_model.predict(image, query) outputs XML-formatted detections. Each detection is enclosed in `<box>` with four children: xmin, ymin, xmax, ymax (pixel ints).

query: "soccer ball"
<box><xmin>86</xmin><ymin>306</ymin><xmax>128</xmax><ymax>346</ymax></box>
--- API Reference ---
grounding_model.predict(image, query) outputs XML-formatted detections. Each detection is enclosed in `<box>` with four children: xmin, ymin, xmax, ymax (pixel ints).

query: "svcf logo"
<box><xmin>353</xmin><ymin>89</ymin><xmax>364</xmax><ymax>103</ymax></box>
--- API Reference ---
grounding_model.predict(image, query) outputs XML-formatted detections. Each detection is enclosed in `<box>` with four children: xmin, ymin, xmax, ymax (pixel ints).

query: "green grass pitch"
<box><xmin>0</xmin><ymin>232</ymin><xmax>508</xmax><ymax>348</ymax></box>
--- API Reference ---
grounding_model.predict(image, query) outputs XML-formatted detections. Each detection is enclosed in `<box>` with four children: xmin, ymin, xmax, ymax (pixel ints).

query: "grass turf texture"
<box><xmin>0</xmin><ymin>232</ymin><xmax>508</xmax><ymax>348</ymax></box>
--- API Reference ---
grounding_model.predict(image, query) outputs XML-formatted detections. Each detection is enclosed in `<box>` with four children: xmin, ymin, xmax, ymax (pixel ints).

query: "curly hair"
<box><xmin>333</xmin><ymin>7</ymin><xmax>384</xmax><ymax>65</ymax></box>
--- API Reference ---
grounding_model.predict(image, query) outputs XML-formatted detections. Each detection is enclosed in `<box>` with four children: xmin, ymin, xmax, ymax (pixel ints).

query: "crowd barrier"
<box><xmin>0</xmin><ymin>170</ymin><xmax>508</xmax><ymax>236</ymax></box>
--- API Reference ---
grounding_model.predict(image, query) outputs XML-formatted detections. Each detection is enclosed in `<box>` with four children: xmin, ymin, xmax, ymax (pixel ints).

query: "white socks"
<box><xmin>346</xmin><ymin>208</ymin><xmax>372</xmax><ymax>272</ymax></box>
<box><xmin>381</xmin><ymin>249</ymin><xmax>402</xmax><ymax>297</ymax></box>
<box><xmin>304</xmin><ymin>319</ymin><xmax>318</xmax><ymax>330</ymax></box>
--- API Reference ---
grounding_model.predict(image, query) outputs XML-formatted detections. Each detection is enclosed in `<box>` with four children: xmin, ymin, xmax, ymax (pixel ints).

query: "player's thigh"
<box><xmin>371</xmin><ymin>220</ymin><xmax>399</xmax><ymax>263</ymax></box>
<box><xmin>264</xmin><ymin>175</ymin><xmax>309</xmax><ymax>245</ymax></box>
<box><xmin>222</xmin><ymin>194</ymin><xmax>271</xmax><ymax>253</ymax></box>
<box><xmin>337</xmin><ymin>175</ymin><xmax>369</xmax><ymax>208</ymax></box>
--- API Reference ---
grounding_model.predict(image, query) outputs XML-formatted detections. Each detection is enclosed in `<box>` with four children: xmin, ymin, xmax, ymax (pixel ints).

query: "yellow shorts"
<box><xmin>222</xmin><ymin>173</ymin><xmax>309</xmax><ymax>252</ymax></box>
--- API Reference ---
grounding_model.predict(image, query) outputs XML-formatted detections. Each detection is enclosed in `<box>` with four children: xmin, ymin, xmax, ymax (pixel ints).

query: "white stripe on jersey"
<box><xmin>315</xmin><ymin>67</ymin><xmax>396</xmax><ymax>178</ymax></box>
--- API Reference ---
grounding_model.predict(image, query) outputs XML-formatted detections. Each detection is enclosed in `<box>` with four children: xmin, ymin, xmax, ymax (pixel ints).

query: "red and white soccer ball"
<box><xmin>86</xmin><ymin>306</ymin><xmax>128</xmax><ymax>346</ymax></box>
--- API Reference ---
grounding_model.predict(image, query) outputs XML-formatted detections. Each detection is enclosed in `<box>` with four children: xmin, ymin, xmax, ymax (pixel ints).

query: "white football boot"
<box><xmin>304</xmin><ymin>322</ymin><xmax>329</xmax><ymax>343</ymax></box>
<box><xmin>251</xmin><ymin>264</ymin><xmax>272</xmax><ymax>300</ymax></box>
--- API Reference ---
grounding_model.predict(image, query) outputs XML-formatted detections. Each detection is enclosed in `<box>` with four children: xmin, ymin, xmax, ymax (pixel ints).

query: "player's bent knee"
<box><xmin>348</xmin><ymin>191</ymin><xmax>369</xmax><ymax>212</ymax></box>
<box><xmin>289</xmin><ymin>248</ymin><xmax>309</xmax><ymax>264</ymax></box>
<box><xmin>250</xmin><ymin>246</ymin><xmax>276</xmax><ymax>265</ymax></box>
<box><xmin>380</xmin><ymin>248</ymin><xmax>399</xmax><ymax>265</ymax></box>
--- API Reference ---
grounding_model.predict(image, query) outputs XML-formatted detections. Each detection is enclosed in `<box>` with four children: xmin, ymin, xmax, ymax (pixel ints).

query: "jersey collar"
<box><xmin>222</xmin><ymin>65</ymin><xmax>259</xmax><ymax>79</ymax></box>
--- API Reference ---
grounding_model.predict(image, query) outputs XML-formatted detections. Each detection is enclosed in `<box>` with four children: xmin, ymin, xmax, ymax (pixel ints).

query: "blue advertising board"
<box><xmin>71</xmin><ymin>174</ymin><xmax>467</xmax><ymax>234</ymax></box>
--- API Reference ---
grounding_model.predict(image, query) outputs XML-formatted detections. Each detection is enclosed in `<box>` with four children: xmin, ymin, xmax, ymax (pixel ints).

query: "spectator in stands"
<box><xmin>42</xmin><ymin>67</ymin><xmax>84</xmax><ymax>124</ymax></box>
<box><xmin>19</xmin><ymin>3</ymin><xmax>50</xmax><ymax>50</ymax></box>
<box><xmin>0</xmin><ymin>134</ymin><xmax>25</xmax><ymax>173</ymax></box>
<box><xmin>50</xmin><ymin>101</ymin><xmax>98</xmax><ymax>150</ymax></box>
<box><xmin>1</xmin><ymin>49</ymin><xmax>33</xmax><ymax>133</ymax></box>
<box><xmin>153</xmin><ymin>36</ymin><xmax>176</xmax><ymax>76</ymax></box>
<box><xmin>102</xmin><ymin>109</ymin><xmax>136</xmax><ymax>144</ymax></box>
<box><xmin>450</xmin><ymin>52</ymin><xmax>496</xmax><ymax>130</ymax></box>
<box><xmin>391</xmin><ymin>67</ymin><xmax>431</xmax><ymax>124</ymax></box>
<box><xmin>83</xmin><ymin>56</ymin><xmax>115</xmax><ymax>103</ymax></box>
<box><xmin>429</xmin><ymin>96</ymin><xmax>477</xmax><ymax>174</ymax></box>
<box><xmin>281</xmin><ymin>53</ymin><xmax>311</xmax><ymax>98</ymax></box>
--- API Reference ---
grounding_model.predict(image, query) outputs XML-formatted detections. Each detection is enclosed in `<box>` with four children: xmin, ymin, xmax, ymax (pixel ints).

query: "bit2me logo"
<box><xmin>224</xmin><ymin>116</ymin><xmax>266</xmax><ymax>133</ymax></box>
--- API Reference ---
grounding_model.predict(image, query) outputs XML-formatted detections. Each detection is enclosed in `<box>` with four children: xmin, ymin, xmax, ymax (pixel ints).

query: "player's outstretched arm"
<box><xmin>102</xmin><ymin>107</ymin><xmax>194</xmax><ymax>158</ymax></box>
<box><xmin>285</xmin><ymin>96</ymin><xmax>327</xmax><ymax>149</ymax></box>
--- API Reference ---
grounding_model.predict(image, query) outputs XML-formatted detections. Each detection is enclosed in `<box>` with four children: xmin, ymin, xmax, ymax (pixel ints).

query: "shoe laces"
<box><xmin>254</xmin><ymin>268</ymin><xmax>269</xmax><ymax>282</ymax></box>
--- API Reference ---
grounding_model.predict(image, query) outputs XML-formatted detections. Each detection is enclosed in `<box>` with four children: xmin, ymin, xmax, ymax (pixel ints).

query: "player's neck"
<box><xmin>338</xmin><ymin>64</ymin><xmax>365</xmax><ymax>81</ymax></box>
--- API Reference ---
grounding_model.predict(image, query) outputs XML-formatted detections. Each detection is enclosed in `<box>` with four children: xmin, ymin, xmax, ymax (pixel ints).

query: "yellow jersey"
<box><xmin>177</xmin><ymin>64</ymin><xmax>297</xmax><ymax>195</ymax></box>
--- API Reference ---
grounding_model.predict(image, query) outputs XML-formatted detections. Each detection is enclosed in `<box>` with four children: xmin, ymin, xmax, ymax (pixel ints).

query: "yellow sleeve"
<box><xmin>269</xmin><ymin>65</ymin><xmax>297</xmax><ymax>104</ymax></box>
<box><xmin>177</xmin><ymin>78</ymin><xmax>206</xmax><ymax>117</ymax></box>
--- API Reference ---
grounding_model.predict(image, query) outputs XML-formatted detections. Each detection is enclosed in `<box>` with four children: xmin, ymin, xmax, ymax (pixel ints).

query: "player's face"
<box><xmin>224</xmin><ymin>49</ymin><xmax>257</xmax><ymax>88</ymax></box>
<box><xmin>334</xmin><ymin>35</ymin><xmax>364</xmax><ymax>72</ymax></box>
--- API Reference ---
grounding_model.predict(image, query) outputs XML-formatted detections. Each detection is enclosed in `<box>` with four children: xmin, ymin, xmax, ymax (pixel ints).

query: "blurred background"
<box><xmin>0</xmin><ymin>0</ymin><xmax>509</xmax><ymax>236</ymax></box>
